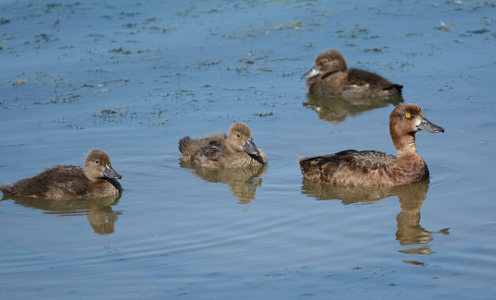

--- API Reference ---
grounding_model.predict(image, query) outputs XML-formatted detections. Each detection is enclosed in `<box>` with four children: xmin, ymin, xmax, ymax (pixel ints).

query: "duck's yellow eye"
<box><xmin>405</xmin><ymin>113</ymin><xmax>411</xmax><ymax>119</ymax></box>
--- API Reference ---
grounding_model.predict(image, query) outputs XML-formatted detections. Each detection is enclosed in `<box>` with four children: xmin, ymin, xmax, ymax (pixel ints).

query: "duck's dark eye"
<box><xmin>95</xmin><ymin>160</ymin><xmax>100</xmax><ymax>165</ymax></box>
<box><xmin>319</xmin><ymin>58</ymin><xmax>328</xmax><ymax>65</ymax></box>
<box><xmin>236</xmin><ymin>133</ymin><xmax>241</xmax><ymax>138</ymax></box>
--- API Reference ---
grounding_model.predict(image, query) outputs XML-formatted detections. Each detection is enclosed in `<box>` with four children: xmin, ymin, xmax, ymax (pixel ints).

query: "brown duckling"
<box><xmin>300</xmin><ymin>103</ymin><xmax>444</xmax><ymax>187</ymax></box>
<box><xmin>301</xmin><ymin>49</ymin><xmax>403</xmax><ymax>98</ymax></box>
<box><xmin>179</xmin><ymin>122</ymin><xmax>267</xmax><ymax>168</ymax></box>
<box><xmin>0</xmin><ymin>149</ymin><xmax>122</xmax><ymax>200</ymax></box>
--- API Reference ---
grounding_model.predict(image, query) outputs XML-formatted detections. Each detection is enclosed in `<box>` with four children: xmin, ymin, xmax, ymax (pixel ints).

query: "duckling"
<box><xmin>179</xmin><ymin>122</ymin><xmax>267</xmax><ymax>168</ymax></box>
<box><xmin>301</xmin><ymin>49</ymin><xmax>403</xmax><ymax>98</ymax></box>
<box><xmin>0</xmin><ymin>149</ymin><xmax>122</xmax><ymax>200</ymax></box>
<box><xmin>300</xmin><ymin>103</ymin><xmax>444</xmax><ymax>187</ymax></box>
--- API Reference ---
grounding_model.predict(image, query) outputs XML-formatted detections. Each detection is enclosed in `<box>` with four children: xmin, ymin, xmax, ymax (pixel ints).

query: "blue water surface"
<box><xmin>0</xmin><ymin>1</ymin><xmax>495</xmax><ymax>299</ymax></box>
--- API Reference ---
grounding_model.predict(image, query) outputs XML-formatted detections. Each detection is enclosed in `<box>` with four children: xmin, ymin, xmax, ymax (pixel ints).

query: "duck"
<box><xmin>0</xmin><ymin>149</ymin><xmax>122</xmax><ymax>200</ymax></box>
<box><xmin>299</xmin><ymin>103</ymin><xmax>444</xmax><ymax>187</ymax></box>
<box><xmin>301</xmin><ymin>49</ymin><xmax>403</xmax><ymax>99</ymax></box>
<box><xmin>179</xmin><ymin>122</ymin><xmax>267</xmax><ymax>168</ymax></box>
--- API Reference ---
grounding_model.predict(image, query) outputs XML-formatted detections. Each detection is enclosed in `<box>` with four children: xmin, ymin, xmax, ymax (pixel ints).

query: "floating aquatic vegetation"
<box><xmin>150</xmin><ymin>105</ymin><xmax>168</xmax><ymax>125</ymax></box>
<box><xmin>438</xmin><ymin>21</ymin><xmax>459</xmax><ymax>31</ymax></box>
<box><xmin>363</xmin><ymin>46</ymin><xmax>389</xmax><ymax>53</ymax></box>
<box><xmin>52</xmin><ymin>117</ymin><xmax>84</xmax><ymax>130</ymax></box>
<box><xmin>34</xmin><ymin>93</ymin><xmax>80</xmax><ymax>105</ymax></box>
<box><xmin>467</xmin><ymin>28</ymin><xmax>489</xmax><ymax>34</ymax></box>
<box><xmin>149</xmin><ymin>24</ymin><xmax>172</xmax><ymax>34</ymax></box>
<box><xmin>122</xmin><ymin>22</ymin><xmax>138</xmax><ymax>28</ymax></box>
<box><xmin>93</xmin><ymin>107</ymin><xmax>137</xmax><ymax>122</ymax></box>
<box><xmin>274</xmin><ymin>20</ymin><xmax>303</xmax><ymax>31</ymax></box>
<box><xmin>44</xmin><ymin>3</ymin><xmax>62</xmax><ymax>13</ymax></box>
<box><xmin>119</xmin><ymin>11</ymin><xmax>140</xmax><ymax>18</ymax></box>
<box><xmin>253</xmin><ymin>111</ymin><xmax>274</xmax><ymax>118</ymax></box>
<box><xmin>405</xmin><ymin>30</ymin><xmax>423</xmax><ymax>37</ymax></box>
<box><xmin>12</xmin><ymin>79</ymin><xmax>27</xmax><ymax>86</ymax></box>
<box><xmin>34</xmin><ymin>33</ymin><xmax>53</xmax><ymax>43</ymax></box>
<box><xmin>109</xmin><ymin>47</ymin><xmax>132</xmax><ymax>55</ymax></box>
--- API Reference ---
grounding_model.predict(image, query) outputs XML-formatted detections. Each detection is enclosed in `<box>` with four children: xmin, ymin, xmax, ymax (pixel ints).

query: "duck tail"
<box><xmin>178</xmin><ymin>136</ymin><xmax>191</xmax><ymax>154</ymax></box>
<box><xmin>0</xmin><ymin>185</ymin><xmax>14</xmax><ymax>198</ymax></box>
<box><xmin>386</xmin><ymin>84</ymin><xmax>403</xmax><ymax>94</ymax></box>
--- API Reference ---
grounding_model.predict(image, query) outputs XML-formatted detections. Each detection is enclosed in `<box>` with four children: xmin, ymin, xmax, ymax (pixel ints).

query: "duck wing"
<box><xmin>201</xmin><ymin>140</ymin><xmax>227</xmax><ymax>161</ymax></box>
<box><xmin>55</xmin><ymin>181</ymin><xmax>88</xmax><ymax>196</ymax></box>
<box><xmin>3</xmin><ymin>166</ymin><xmax>87</xmax><ymax>198</ymax></box>
<box><xmin>300</xmin><ymin>150</ymin><xmax>396</xmax><ymax>185</ymax></box>
<box><xmin>347</xmin><ymin>68</ymin><xmax>399</xmax><ymax>90</ymax></box>
<box><xmin>41</xmin><ymin>166</ymin><xmax>89</xmax><ymax>196</ymax></box>
<box><xmin>343</xmin><ymin>150</ymin><xmax>396</xmax><ymax>170</ymax></box>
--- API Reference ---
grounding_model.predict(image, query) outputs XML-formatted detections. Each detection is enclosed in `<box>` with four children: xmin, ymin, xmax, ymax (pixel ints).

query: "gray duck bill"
<box><xmin>417</xmin><ymin>117</ymin><xmax>445</xmax><ymax>133</ymax></box>
<box><xmin>103</xmin><ymin>165</ymin><xmax>122</xmax><ymax>180</ymax></box>
<box><xmin>243</xmin><ymin>139</ymin><xmax>260</xmax><ymax>156</ymax></box>
<box><xmin>301</xmin><ymin>67</ymin><xmax>321</xmax><ymax>79</ymax></box>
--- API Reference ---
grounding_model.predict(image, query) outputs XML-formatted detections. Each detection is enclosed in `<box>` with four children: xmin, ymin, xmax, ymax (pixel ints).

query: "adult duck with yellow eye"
<box><xmin>179</xmin><ymin>122</ymin><xmax>267</xmax><ymax>168</ymax></box>
<box><xmin>0</xmin><ymin>149</ymin><xmax>122</xmax><ymax>200</ymax></box>
<box><xmin>299</xmin><ymin>103</ymin><xmax>444</xmax><ymax>187</ymax></box>
<box><xmin>301</xmin><ymin>49</ymin><xmax>403</xmax><ymax>99</ymax></box>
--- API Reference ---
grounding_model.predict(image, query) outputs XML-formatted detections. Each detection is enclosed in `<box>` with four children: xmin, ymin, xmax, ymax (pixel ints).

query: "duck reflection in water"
<box><xmin>301</xmin><ymin>179</ymin><xmax>449</xmax><ymax>261</ymax></box>
<box><xmin>180</xmin><ymin>161</ymin><xmax>267</xmax><ymax>204</ymax></box>
<box><xmin>303</xmin><ymin>93</ymin><xmax>403</xmax><ymax>124</ymax></box>
<box><xmin>2</xmin><ymin>193</ymin><xmax>122</xmax><ymax>235</ymax></box>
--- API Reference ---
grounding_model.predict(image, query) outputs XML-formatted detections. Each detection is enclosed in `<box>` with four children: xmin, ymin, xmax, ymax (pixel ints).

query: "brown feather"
<box><xmin>178</xmin><ymin>122</ymin><xmax>267</xmax><ymax>168</ymax></box>
<box><xmin>300</xmin><ymin>103</ymin><xmax>443</xmax><ymax>187</ymax></box>
<box><xmin>303</xmin><ymin>49</ymin><xmax>403</xmax><ymax>99</ymax></box>
<box><xmin>1</xmin><ymin>149</ymin><xmax>121</xmax><ymax>200</ymax></box>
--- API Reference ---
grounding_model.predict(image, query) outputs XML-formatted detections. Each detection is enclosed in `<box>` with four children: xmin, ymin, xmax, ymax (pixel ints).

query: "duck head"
<box><xmin>389</xmin><ymin>103</ymin><xmax>444</xmax><ymax>154</ymax></box>
<box><xmin>301</xmin><ymin>49</ymin><xmax>347</xmax><ymax>80</ymax></box>
<box><xmin>84</xmin><ymin>149</ymin><xmax>122</xmax><ymax>182</ymax></box>
<box><xmin>227</xmin><ymin>122</ymin><xmax>261</xmax><ymax>156</ymax></box>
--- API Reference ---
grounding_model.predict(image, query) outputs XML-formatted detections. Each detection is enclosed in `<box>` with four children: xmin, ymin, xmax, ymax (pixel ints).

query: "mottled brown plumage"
<box><xmin>179</xmin><ymin>122</ymin><xmax>267</xmax><ymax>168</ymax></box>
<box><xmin>300</xmin><ymin>103</ymin><xmax>444</xmax><ymax>187</ymax></box>
<box><xmin>301</xmin><ymin>49</ymin><xmax>403</xmax><ymax>99</ymax></box>
<box><xmin>0</xmin><ymin>149</ymin><xmax>122</xmax><ymax>200</ymax></box>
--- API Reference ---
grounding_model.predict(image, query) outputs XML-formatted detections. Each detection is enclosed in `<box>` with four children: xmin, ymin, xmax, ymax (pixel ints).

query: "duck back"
<box><xmin>179</xmin><ymin>134</ymin><xmax>229</xmax><ymax>167</ymax></box>
<box><xmin>347</xmin><ymin>68</ymin><xmax>397</xmax><ymax>89</ymax></box>
<box><xmin>1</xmin><ymin>166</ymin><xmax>86</xmax><ymax>198</ymax></box>
<box><xmin>300</xmin><ymin>150</ymin><xmax>398</xmax><ymax>187</ymax></box>
<box><xmin>1</xmin><ymin>165</ymin><xmax>120</xmax><ymax>200</ymax></box>
<box><xmin>344</xmin><ymin>68</ymin><xmax>403</xmax><ymax>98</ymax></box>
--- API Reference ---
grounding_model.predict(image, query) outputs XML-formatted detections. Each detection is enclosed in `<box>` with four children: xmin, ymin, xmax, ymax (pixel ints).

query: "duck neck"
<box><xmin>83</xmin><ymin>167</ymin><xmax>102</xmax><ymax>183</ymax></box>
<box><xmin>225</xmin><ymin>142</ymin><xmax>238</xmax><ymax>153</ymax></box>
<box><xmin>391</xmin><ymin>128</ymin><xmax>418</xmax><ymax>158</ymax></box>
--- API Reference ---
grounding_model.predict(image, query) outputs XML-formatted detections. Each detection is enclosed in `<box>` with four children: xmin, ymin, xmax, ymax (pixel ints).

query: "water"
<box><xmin>1</xmin><ymin>0</ymin><xmax>495</xmax><ymax>299</ymax></box>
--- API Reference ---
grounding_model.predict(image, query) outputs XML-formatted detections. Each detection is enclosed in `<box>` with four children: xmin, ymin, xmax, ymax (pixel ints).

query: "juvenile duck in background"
<box><xmin>301</xmin><ymin>49</ymin><xmax>403</xmax><ymax>99</ymax></box>
<box><xmin>0</xmin><ymin>149</ymin><xmax>122</xmax><ymax>200</ymax></box>
<box><xmin>300</xmin><ymin>103</ymin><xmax>444</xmax><ymax>187</ymax></box>
<box><xmin>179</xmin><ymin>122</ymin><xmax>267</xmax><ymax>168</ymax></box>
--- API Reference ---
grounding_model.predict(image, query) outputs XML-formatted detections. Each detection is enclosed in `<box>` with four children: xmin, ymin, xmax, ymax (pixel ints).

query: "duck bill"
<box><xmin>301</xmin><ymin>67</ymin><xmax>321</xmax><ymax>79</ymax></box>
<box><xmin>417</xmin><ymin>117</ymin><xmax>445</xmax><ymax>133</ymax></box>
<box><xmin>243</xmin><ymin>139</ymin><xmax>260</xmax><ymax>156</ymax></box>
<box><xmin>103</xmin><ymin>164</ymin><xmax>122</xmax><ymax>180</ymax></box>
